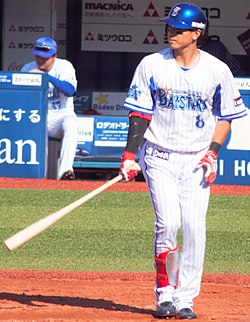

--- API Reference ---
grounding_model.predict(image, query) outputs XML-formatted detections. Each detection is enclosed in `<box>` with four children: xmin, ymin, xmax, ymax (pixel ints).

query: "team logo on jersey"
<box><xmin>157</xmin><ymin>87</ymin><xmax>207</xmax><ymax>112</ymax></box>
<box><xmin>164</xmin><ymin>87</ymin><xmax>172</xmax><ymax>94</ymax></box>
<box><xmin>233</xmin><ymin>96</ymin><xmax>243</xmax><ymax>107</ymax></box>
<box><xmin>127</xmin><ymin>84</ymin><xmax>141</xmax><ymax>99</ymax></box>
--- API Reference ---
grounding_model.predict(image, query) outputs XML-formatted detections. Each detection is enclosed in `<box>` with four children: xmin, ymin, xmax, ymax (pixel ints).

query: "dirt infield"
<box><xmin>0</xmin><ymin>177</ymin><xmax>249</xmax><ymax>321</ymax></box>
<box><xmin>0</xmin><ymin>177</ymin><xmax>249</xmax><ymax>194</ymax></box>
<box><xmin>0</xmin><ymin>270</ymin><xmax>249</xmax><ymax>322</ymax></box>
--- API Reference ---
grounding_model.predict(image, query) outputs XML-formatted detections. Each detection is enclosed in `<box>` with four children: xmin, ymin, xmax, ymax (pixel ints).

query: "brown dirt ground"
<box><xmin>0</xmin><ymin>177</ymin><xmax>249</xmax><ymax>322</ymax></box>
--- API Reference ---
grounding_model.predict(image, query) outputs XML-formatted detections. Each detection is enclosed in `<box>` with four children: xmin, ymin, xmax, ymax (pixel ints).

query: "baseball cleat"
<box><xmin>178</xmin><ymin>308</ymin><xmax>197</xmax><ymax>319</ymax></box>
<box><xmin>156</xmin><ymin>301</ymin><xmax>176</xmax><ymax>318</ymax></box>
<box><xmin>60</xmin><ymin>170</ymin><xmax>75</xmax><ymax>180</ymax></box>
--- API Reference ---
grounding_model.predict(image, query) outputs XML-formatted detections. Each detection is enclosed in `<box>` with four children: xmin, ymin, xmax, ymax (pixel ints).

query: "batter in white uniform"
<box><xmin>119</xmin><ymin>2</ymin><xmax>247</xmax><ymax>319</ymax></box>
<box><xmin>21</xmin><ymin>37</ymin><xmax>78</xmax><ymax>180</ymax></box>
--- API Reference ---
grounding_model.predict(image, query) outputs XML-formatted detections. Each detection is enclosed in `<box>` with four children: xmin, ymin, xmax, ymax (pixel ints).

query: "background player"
<box><xmin>119</xmin><ymin>2</ymin><xmax>247</xmax><ymax>319</ymax></box>
<box><xmin>21</xmin><ymin>37</ymin><xmax>78</xmax><ymax>180</ymax></box>
<box><xmin>198</xmin><ymin>20</ymin><xmax>247</xmax><ymax>77</ymax></box>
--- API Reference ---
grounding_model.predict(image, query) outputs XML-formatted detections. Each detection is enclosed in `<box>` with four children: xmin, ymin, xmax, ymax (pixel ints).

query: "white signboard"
<box><xmin>81</xmin><ymin>0</ymin><xmax>250</xmax><ymax>55</ymax></box>
<box><xmin>3</xmin><ymin>0</ymin><xmax>66</xmax><ymax>71</ymax></box>
<box><xmin>77</xmin><ymin>116</ymin><xmax>94</xmax><ymax>143</ymax></box>
<box><xmin>92</xmin><ymin>91</ymin><xmax>128</xmax><ymax>116</ymax></box>
<box><xmin>235</xmin><ymin>78</ymin><xmax>250</xmax><ymax>91</ymax></box>
<box><xmin>227</xmin><ymin>112</ymin><xmax>250</xmax><ymax>151</ymax></box>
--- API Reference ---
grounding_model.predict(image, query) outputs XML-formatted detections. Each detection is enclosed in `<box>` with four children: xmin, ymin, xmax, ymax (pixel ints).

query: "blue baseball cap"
<box><xmin>31</xmin><ymin>37</ymin><xmax>57</xmax><ymax>58</ymax></box>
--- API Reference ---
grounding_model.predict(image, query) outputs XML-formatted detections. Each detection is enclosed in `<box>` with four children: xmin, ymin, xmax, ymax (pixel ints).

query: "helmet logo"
<box><xmin>171</xmin><ymin>6</ymin><xmax>181</xmax><ymax>17</ymax></box>
<box><xmin>191</xmin><ymin>22</ymin><xmax>205</xmax><ymax>29</ymax></box>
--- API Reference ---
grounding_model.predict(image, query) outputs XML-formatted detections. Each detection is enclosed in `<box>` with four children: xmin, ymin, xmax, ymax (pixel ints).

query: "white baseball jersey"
<box><xmin>21</xmin><ymin>58</ymin><xmax>77</xmax><ymax>114</ymax></box>
<box><xmin>124</xmin><ymin>48</ymin><xmax>247</xmax><ymax>153</ymax></box>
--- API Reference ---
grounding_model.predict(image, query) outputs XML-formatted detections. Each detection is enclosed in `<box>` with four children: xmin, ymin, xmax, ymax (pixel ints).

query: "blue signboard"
<box><xmin>216</xmin><ymin>150</ymin><xmax>249</xmax><ymax>185</ymax></box>
<box><xmin>0</xmin><ymin>72</ymin><xmax>48</xmax><ymax>178</ymax></box>
<box><xmin>73</xmin><ymin>90</ymin><xmax>92</xmax><ymax>115</ymax></box>
<box><xmin>215</xmin><ymin>118</ymin><xmax>250</xmax><ymax>185</ymax></box>
<box><xmin>75</xmin><ymin>116</ymin><xmax>130</xmax><ymax>165</ymax></box>
<box><xmin>214</xmin><ymin>86</ymin><xmax>250</xmax><ymax>186</ymax></box>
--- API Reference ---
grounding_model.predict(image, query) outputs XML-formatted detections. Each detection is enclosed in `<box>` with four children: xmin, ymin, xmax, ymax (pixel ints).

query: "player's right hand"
<box><xmin>119</xmin><ymin>151</ymin><xmax>141</xmax><ymax>182</ymax></box>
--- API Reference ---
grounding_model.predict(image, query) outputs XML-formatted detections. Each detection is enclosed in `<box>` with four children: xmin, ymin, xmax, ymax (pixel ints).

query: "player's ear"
<box><xmin>51</xmin><ymin>54</ymin><xmax>57</xmax><ymax>62</ymax></box>
<box><xmin>193</xmin><ymin>29</ymin><xmax>202</xmax><ymax>41</ymax></box>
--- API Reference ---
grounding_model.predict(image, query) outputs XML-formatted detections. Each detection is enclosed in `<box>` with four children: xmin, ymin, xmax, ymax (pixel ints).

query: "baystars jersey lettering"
<box><xmin>157</xmin><ymin>88</ymin><xmax>207</xmax><ymax>112</ymax></box>
<box><xmin>124</xmin><ymin>48</ymin><xmax>247</xmax><ymax>153</ymax></box>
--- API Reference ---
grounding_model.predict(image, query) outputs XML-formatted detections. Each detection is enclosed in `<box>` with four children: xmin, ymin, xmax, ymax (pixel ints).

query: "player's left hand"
<box><xmin>119</xmin><ymin>151</ymin><xmax>141</xmax><ymax>182</ymax></box>
<box><xmin>197</xmin><ymin>149</ymin><xmax>218</xmax><ymax>185</ymax></box>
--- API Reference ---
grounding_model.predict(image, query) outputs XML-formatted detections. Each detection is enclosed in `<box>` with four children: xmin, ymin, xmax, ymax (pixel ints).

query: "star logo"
<box><xmin>164</xmin><ymin>87</ymin><xmax>171</xmax><ymax>94</ymax></box>
<box><xmin>96</xmin><ymin>93</ymin><xmax>108</xmax><ymax>105</ymax></box>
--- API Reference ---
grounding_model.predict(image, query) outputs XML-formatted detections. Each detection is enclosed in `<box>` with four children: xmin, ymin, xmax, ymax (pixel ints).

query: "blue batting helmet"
<box><xmin>161</xmin><ymin>2</ymin><xmax>207</xmax><ymax>32</ymax></box>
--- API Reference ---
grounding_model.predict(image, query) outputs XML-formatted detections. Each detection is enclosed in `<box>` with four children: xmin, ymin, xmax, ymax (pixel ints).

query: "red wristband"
<box><xmin>122</xmin><ymin>151</ymin><xmax>136</xmax><ymax>162</ymax></box>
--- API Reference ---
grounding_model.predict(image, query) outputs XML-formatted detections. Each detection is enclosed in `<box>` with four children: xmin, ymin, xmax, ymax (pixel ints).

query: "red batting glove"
<box><xmin>120</xmin><ymin>151</ymin><xmax>141</xmax><ymax>182</ymax></box>
<box><xmin>197</xmin><ymin>149</ymin><xmax>218</xmax><ymax>185</ymax></box>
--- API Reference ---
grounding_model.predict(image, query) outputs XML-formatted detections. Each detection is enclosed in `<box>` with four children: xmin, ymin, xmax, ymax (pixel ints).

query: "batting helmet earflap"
<box><xmin>161</xmin><ymin>2</ymin><xmax>207</xmax><ymax>33</ymax></box>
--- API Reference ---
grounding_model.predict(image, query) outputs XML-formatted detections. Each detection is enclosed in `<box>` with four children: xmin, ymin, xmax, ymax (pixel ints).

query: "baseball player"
<box><xmin>21</xmin><ymin>37</ymin><xmax>78</xmax><ymax>180</ymax></box>
<box><xmin>120</xmin><ymin>2</ymin><xmax>247</xmax><ymax>319</ymax></box>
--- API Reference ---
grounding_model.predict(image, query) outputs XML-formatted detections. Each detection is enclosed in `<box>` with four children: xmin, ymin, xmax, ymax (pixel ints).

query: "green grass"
<box><xmin>0</xmin><ymin>188</ymin><xmax>249</xmax><ymax>274</ymax></box>
<box><xmin>205</xmin><ymin>195</ymin><xmax>249</xmax><ymax>273</ymax></box>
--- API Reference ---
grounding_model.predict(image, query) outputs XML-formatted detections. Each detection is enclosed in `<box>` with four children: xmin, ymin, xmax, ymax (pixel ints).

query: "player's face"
<box><xmin>167</xmin><ymin>26</ymin><xmax>200</xmax><ymax>50</ymax></box>
<box><xmin>34</xmin><ymin>55</ymin><xmax>56</xmax><ymax>72</ymax></box>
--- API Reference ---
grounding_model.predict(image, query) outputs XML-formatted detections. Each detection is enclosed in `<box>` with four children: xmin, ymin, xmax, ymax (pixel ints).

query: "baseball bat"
<box><xmin>4</xmin><ymin>174</ymin><xmax>123</xmax><ymax>252</ymax></box>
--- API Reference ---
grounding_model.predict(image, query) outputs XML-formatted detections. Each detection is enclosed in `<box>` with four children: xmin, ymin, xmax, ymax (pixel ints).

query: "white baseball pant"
<box><xmin>140</xmin><ymin>140</ymin><xmax>210</xmax><ymax>311</ymax></box>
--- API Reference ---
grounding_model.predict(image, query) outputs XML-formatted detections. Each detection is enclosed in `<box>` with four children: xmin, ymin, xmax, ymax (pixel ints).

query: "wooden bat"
<box><xmin>4</xmin><ymin>174</ymin><xmax>123</xmax><ymax>252</ymax></box>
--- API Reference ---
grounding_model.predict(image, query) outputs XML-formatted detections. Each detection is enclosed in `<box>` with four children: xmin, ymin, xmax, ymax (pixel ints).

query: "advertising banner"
<box><xmin>215</xmin><ymin>78</ymin><xmax>250</xmax><ymax>185</ymax></box>
<box><xmin>76</xmin><ymin>115</ymin><xmax>129</xmax><ymax>160</ymax></box>
<box><xmin>81</xmin><ymin>0</ymin><xmax>250</xmax><ymax>55</ymax></box>
<box><xmin>74</xmin><ymin>90</ymin><xmax>93</xmax><ymax>115</ymax></box>
<box><xmin>94</xmin><ymin>116</ymin><xmax>128</xmax><ymax>147</ymax></box>
<box><xmin>0</xmin><ymin>72</ymin><xmax>48</xmax><ymax>178</ymax></box>
<box><xmin>92</xmin><ymin>91</ymin><xmax>128</xmax><ymax>116</ymax></box>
